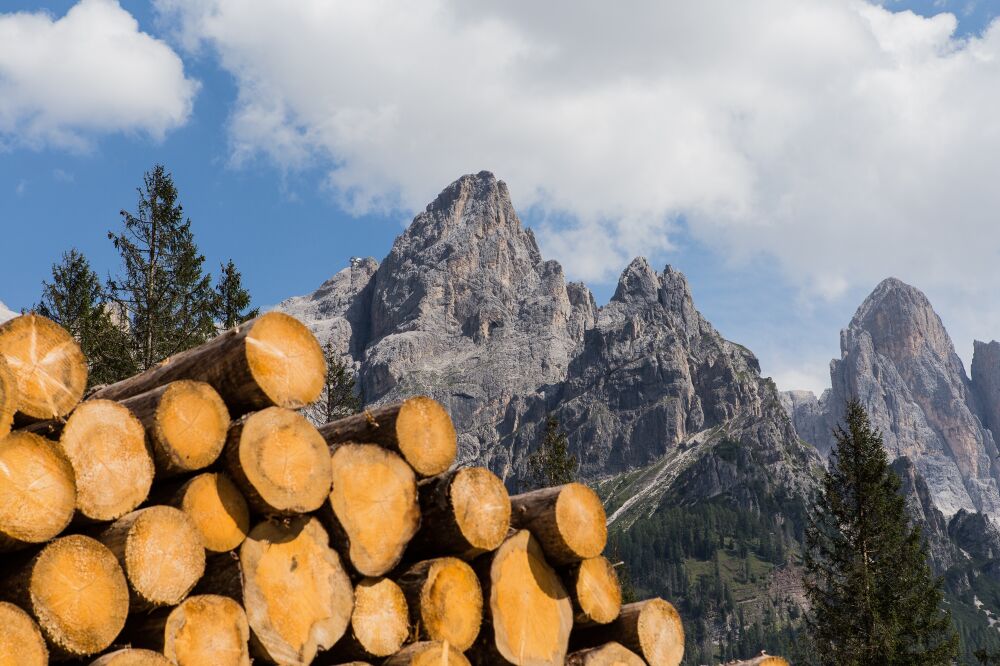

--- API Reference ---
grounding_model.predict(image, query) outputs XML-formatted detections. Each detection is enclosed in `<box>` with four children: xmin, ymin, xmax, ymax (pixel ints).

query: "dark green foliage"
<box><xmin>526</xmin><ymin>414</ymin><xmax>578</xmax><ymax>488</ymax></box>
<box><xmin>805</xmin><ymin>401</ymin><xmax>958</xmax><ymax>665</ymax></box>
<box><xmin>35</xmin><ymin>249</ymin><xmax>135</xmax><ymax>385</ymax></box>
<box><xmin>107</xmin><ymin>164</ymin><xmax>217</xmax><ymax>371</ymax></box>
<box><xmin>215</xmin><ymin>259</ymin><xmax>259</xmax><ymax>328</ymax></box>
<box><xmin>306</xmin><ymin>339</ymin><xmax>362</xmax><ymax>425</ymax></box>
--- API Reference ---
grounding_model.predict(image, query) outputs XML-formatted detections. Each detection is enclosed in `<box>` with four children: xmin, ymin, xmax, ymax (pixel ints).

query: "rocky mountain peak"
<box><xmin>612</xmin><ymin>257</ymin><xmax>661</xmax><ymax>305</ymax></box>
<box><xmin>972</xmin><ymin>340</ymin><xmax>1000</xmax><ymax>443</ymax></box>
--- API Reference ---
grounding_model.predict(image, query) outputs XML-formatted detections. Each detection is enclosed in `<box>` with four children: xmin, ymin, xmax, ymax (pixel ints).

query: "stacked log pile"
<box><xmin>0</xmin><ymin>311</ymin><xmax>783</xmax><ymax>666</ymax></box>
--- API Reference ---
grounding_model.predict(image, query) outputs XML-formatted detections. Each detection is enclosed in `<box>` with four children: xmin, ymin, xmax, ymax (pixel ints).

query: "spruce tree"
<box><xmin>526</xmin><ymin>414</ymin><xmax>578</xmax><ymax>488</ymax></box>
<box><xmin>305</xmin><ymin>339</ymin><xmax>362</xmax><ymax>425</ymax></box>
<box><xmin>215</xmin><ymin>259</ymin><xmax>259</xmax><ymax>329</ymax></box>
<box><xmin>35</xmin><ymin>249</ymin><xmax>135</xmax><ymax>385</ymax></box>
<box><xmin>805</xmin><ymin>400</ymin><xmax>958</xmax><ymax>665</ymax></box>
<box><xmin>107</xmin><ymin>165</ymin><xmax>217</xmax><ymax>370</ymax></box>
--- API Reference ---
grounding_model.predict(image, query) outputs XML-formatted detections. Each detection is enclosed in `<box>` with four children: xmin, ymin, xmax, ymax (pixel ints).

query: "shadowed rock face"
<box><xmin>973</xmin><ymin>340</ymin><xmax>1000</xmax><ymax>446</ymax></box>
<box><xmin>279</xmin><ymin>171</ymin><xmax>820</xmax><ymax>504</ymax></box>
<box><xmin>786</xmin><ymin>278</ymin><xmax>1000</xmax><ymax>520</ymax></box>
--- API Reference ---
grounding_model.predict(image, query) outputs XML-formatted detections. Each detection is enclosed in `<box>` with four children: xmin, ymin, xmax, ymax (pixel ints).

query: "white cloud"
<box><xmin>156</xmin><ymin>0</ymin><xmax>1000</xmax><ymax>351</ymax></box>
<box><xmin>0</xmin><ymin>0</ymin><xmax>197</xmax><ymax>150</ymax></box>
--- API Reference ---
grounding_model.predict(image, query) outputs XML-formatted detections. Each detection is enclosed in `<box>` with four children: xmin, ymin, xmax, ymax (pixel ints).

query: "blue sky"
<box><xmin>1</xmin><ymin>0</ymin><xmax>999</xmax><ymax>394</ymax></box>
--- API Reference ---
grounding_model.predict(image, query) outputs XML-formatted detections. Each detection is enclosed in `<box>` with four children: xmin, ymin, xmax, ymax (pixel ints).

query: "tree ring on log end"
<box><xmin>244</xmin><ymin>312</ymin><xmax>325</xmax><ymax>410</ymax></box>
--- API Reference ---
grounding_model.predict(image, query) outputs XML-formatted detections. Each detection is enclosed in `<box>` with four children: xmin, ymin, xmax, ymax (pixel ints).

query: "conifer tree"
<box><xmin>305</xmin><ymin>339</ymin><xmax>362</xmax><ymax>425</ymax></box>
<box><xmin>36</xmin><ymin>249</ymin><xmax>135</xmax><ymax>385</ymax></box>
<box><xmin>526</xmin><ymin>414</ymin><xmax>578</xmax><ymax>488</ymax></box>
<box><xmin>107</xmin><ymin>164</ymin><xmax>217</xmax><ymax>370</ymax></box>
<box><xmin>805</xmin><ymin>400</ymin><xmax>958</xmax><ymax>665</ymax></box>
<box><xmin>215</xmin><ymin>259</ymin><xmax>259</xmax><ymax>329</ymax></box>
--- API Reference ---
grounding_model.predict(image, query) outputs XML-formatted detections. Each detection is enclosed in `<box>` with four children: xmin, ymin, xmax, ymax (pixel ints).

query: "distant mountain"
<box><xmin>786</xmin><ymin>278</ymin><xmax>1000</xmax><ymax>521</ymax></box>
<box><xmin>279</xmin><ymin>172</ymin><xmax>823</xmax><ymax>662</ymax></box>
<box><xmin>0</xmin><ymin>301</ymin><xmax>16</xmax><ymax>323</ymax></box>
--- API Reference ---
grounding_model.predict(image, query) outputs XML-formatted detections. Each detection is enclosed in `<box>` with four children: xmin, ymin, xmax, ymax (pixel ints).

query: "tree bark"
<box><xmin>321</xmin><ymin>578</ymin><xmax>409</xmax><ymax>662</ymax></box>
<box><xmin>562</xmin><ymin>557</ymin><xmax>622</xmax><ymax>625</ymax></box>
<box><xmin>0</xmin><ymin>601</ymin><xmax>48</xmax><ymax>665</ymax></box>
<box><xmin>0</xmin><ymin>535</ymin><xmax>129</xmax><ymax>660</ymax></box>
<box><xmin>509</xmin><ymin>483</ymin><xmax>607</xmax><ymax>565</ymax></box>
<box><xmin>471</xmin><ymin>529</ymin><xmax>574</xmax><ymax>666</ymax></box>
<box><xmin>120</xmin><ymin>380</ymin><xmax>230</xmax><ymax>476</ymax></box>
<box><xmin>318</xmin><ymin>396</ymin><xmax>456</xmax><ymax>477</ymax></box>
<box><xmin>570</xmin><ymin>598</ymin><xmax>684</xmax><ymax>666</ymax></box>
<box><xmin>397</xmin><ymin>557</ymin><xmax>483</xmax><ymax>651</ymax></box>
<box><xmin>407</xmin><ymin>467</ymin><xmax>510</xmax><ymax>561</ymax></box>
<box><xmin>97</xmin><ymin>506</ymin><xmax>206</xmax><ymax>611</ymax></box>
<box><xmin>321</xmin><ymin>443</ymin><xmax>420</xmax><ymax>576</ymax></box>
<box><xmin>0</xmin><ymin>354</ymin><xmax>17</xmax><ymax>438</ymax></box>
<box><xmin>162</xmin><ymin>472</ymin><xmax>250</xmax><ymax>553</ymax></box>
<box><xmin>0</xmin><ymin>314</ymin><xmax>87</xmax><ymax>423</ymax></box>
<box><xmin>26</xmin><ymin>399</ymin><xmax>154</xmax><ymax>522</ymax></box>
<box><xmin>223</xmin><ymin>407</ymin><xmax>332</xmax><ymax>515</ymax></box>
<box><xmin>0</xmin><ymin>431</ymin><xmax>76</xmax><ymax>551</ymax></box>
<box><xmin>566</xmin><ymin>642</ymin><xmax>644</xmax><ymax>666</ymax></box>
<box><xmin>123</xmin><ymin>594</ymin><xmax>251</xmax><ymax>666</ymax></box>
<box><xmin>382</xmin><ymin>642</ymin><xmax>471</xmax><ymax>666</ymax></box>
<box><xmin>88</xmin><ymin>649</ymin><xmax>172</xmax><ymax>666</ymax></box>
<box><xmin>88</xmin><ymin>312</ymin><xmax>326</xmax><ymax>415</ymax></box>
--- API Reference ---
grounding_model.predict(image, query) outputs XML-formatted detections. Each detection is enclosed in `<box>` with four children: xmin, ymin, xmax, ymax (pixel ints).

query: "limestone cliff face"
<box><xmin>972</xmin><ymin>340</ymin><xmax>1000</xmax><ymax>447</ymax></box>
<box><xmin>278</xmin><ymin>172</ymin><xmax>820</xmax><ymax>505</ymax></box>
<box><xmin>786</xmin><ymin>278</ymin><xmax>1000</xmax><ymax>519</ymax></box>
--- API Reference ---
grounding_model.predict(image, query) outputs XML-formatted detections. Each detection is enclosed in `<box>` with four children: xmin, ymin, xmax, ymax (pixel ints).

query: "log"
<box><xmin>98</xmin><ymin>506</ymin><xmax>206</xmax><ymax>610</ymax></box>
<box><xmin>570</xmin><ymin>598</ymin><xmax>684</xmax><ymax>666</ymax></box>
<box><xmin>0</xmin><ymin>601</ymin><xmax>48</xmax><ymax>665</ymax></box>
<box><xmin>397</xmin><ymin>557</ymin><xmax>482</xmax><ymax>651</ymax></box>
<box><xmin>223</xmin><ymin>407</ymin><xmax>332</xmax><ymax>515</ymax></box>
<box><xmin>28</xmin><ymin>399</ymin><xmax>154</xmax><ymax>522</ymax></box>
<box><xmin>0</xmin><ymin>354</ymin><xmax>16</xmax><ymax>438</ymax></box>
<box><xmin>722</xmin><ymin>656</ymin><xmax>789</xmax><ymax>666</ymax></box>
<box><xmin>239</xmin><ymin>517</ymin><xmax>354</xmax><ymax>665</ymax></box>
<box><xmin>509</xmin><ymin>483</ymin><xmax>607</xmax><ymax>565</ymax></box>
<box><xmin>0</xmin><ymin>431</ymin><xmax>76</xmax><ymax>551</ymax></box>
<box><xmin>0</xmin><ymin>313</ymin><xmax>87</xmax><ymax>422</ymax></box>
<box><xmin>121</xmin><ymin>380</ymin><xmax>230</xmax><ymax>476</ymax></box>
<box><xmin>88</xmin><ymin>311</ymin><xmax>325</xmax><ymax>415</ymax></box>
<box><xmin>473</xmin><ymin>529</ymin><xmax>574</xmax><ymax>666</ymax></box>
<box><xmin>408</xmin><ymin>467</ymin><xmax>510</xmax><ymax>560</ymax></box>
<box><xmin>125</xmin><ymin>594</ymin><xmax>251</xmax><ymax>666</ymax></box>
<box><xmin>323</xmin><ymin>443</ymin><xmax>420</xmax><ymax>576</ymax></box>
<box><xmin>566</xmin><ymin>642</ymin><xmax>644</xmax><ymax>666</ymax></box>
<box><xmin>564</xmin><ymin>557</ymin><xmax>622</xmax><ymax>625</ymax></box>
<box><xmin>322</xmin><ymin>578</ymin><xmax>409</xmax><ymax>662</ymax></box>
<box><xmin>167</xmin><ymin>472</ymin><xmax>250</xmax><ymax>553</ymax></box>
<box><xmin>382</xmin><ymin>642</ymin><xmax>472</xmax><ymax>666</ymax></box>
<box><xmin>89</xmin><ymin>649</ymin><xmax>172</xmax><ymax>665</ymax></box>
<box><xmin>318</xmin><ymin>396</ymin><xmax>456</xmax><ymax>477</ymax></box>
<box><xmin>0</xmin><ymin>535</ymin><xmax>129</xmax><ymax>659</ymax></box>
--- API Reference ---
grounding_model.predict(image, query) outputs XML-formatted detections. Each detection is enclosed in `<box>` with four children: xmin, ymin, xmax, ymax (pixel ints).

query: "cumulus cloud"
<box><xmin>155</xmin><ymin>0</ymin><xmax>1000</xmax><ymax>368</ymax></box>
<box><xmin>0</xmin><ymin>0</ymin><xmax>197</xmax><ymax>150</ymax></box>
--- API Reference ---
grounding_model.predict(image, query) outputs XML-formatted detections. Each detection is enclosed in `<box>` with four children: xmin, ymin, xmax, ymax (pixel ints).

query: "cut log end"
<box><xmin>151</xmin><ymin>380</ymin><xmax>230</xmax><ymax>473</ymax></box>
<box><xmin>402</xmin><ymin>558</ymin><xmax>482</xmax><ymax>651</ymax></box>
<box><xmin>89</xmin><ymin>649</ymin><xmax>172</xmax><ymax>666</ymax></box>
<box><xmin>451</xmin><ymin>467</ymin><xmax>510</xmax><ymax>555</ymax></box>
<box><xmin>569</xmin><ymin>557</ymin><xmax>622</xmax><ymax>625</ymax></box>
<box><xmin>164</xmin><ymin>595</ymin><xmax>251</xmax><ymax>666</ymax></box>
<box><xmin>329</xmin><ymin>443</ymin><xmax>420</xmax><ymax>576</ymax></box>
<box><xmin>383</xmin><ymin>642</ymin><xmax>472</xmax><ymax>666</ymax></box>
<box><xmin>0</xmin><ymin>313</ymin><xmax>87</xmax><ymax>421</ymax></box>
<box><xmin>0</xmin><ymin>601</ymin><xmax>48</xmax><ymax>665</ymax></box>
<box><xmin>634</xmin><ymin>599</ymin><xmax>684</xmax><ymax>666</ymax></box>
<box><xmin>349</xmin><ymin>578</ymin><xmax>410</xmax><ymax>657</ymax></box>
<box><xmin>511</xmin><ymin>483</ymin><xmax>607</xmax><ymax>565</ymax></box>
<box><xmin>566</xmin><ymin>642</ymin><xmax>645</xmax><ymax>666</ymax></box>
<box><xmin>0</xmin><ymin>355</ymin><xmax>17</xmax><ymax>438</ymax></box>
<box><xmin>244</xmin><ymin>312</ymin><xmax>326</xmax><ymax>409</ymax></box>
<box><xmin>241</xmin><ymin>516</ymin><xmax>354</xmax><ymax>665</ymax></box>
<box><xmin>724</xmin><ymin>657</ymin><xmax>790</xmax><ymax>666</ymax></box>
<box><xmin>179</xmin><ymin>473</ymin><xmax>250</xmax><ymax>553</ymax></box>
<box><xmin>28</xmin><ymin>535</ymin><xmax>129</xmax><ymax>658</ymax></box>
<box><xmin>394</xmin><ymin>396</ymin><xmax>457</xmax><ymax>477</ymax></box>
<box><xmin>0</xmin><ymin>431</ymin><xmax>76</xmax><ymax>550</ymax></box>
<box><xmin>486</xmin><ymin>529</ymin><xmax>573</xmax><ymax>666</ymax></box>
<box><xmin>61</xmin><ymin>399</ymin><xmax>154</xmax><ymax>522</ymax></box>
<box><xmin>228</xmin><ymin>407</ymin><xmax>331</xmax><ymax>514</ymax></box>
<box><xmin>105</xmin><ymin>506</ymin><xmax>206</xmax><ymax>608</ymax></box>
